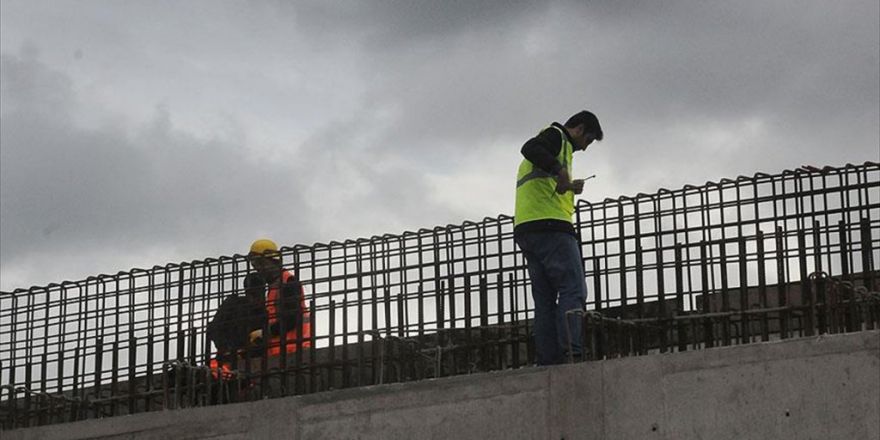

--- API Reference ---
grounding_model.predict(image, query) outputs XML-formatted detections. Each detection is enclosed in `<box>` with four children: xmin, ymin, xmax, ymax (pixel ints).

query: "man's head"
<box><xmin>248</xmin><ymin>238</ymin><xmax>282</xmax><ymax>281</ymax></box>
<box><xmin>564</xmin><ymin>110</ymin><xmax>603</xmax><ymax>151</ymax></box>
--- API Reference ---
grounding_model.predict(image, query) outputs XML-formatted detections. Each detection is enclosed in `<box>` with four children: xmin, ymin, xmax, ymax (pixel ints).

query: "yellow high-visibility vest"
<box><xmin>514</xmin><ymin>125</ymin><xmax>574</xmax><ymax>227</ymax></box>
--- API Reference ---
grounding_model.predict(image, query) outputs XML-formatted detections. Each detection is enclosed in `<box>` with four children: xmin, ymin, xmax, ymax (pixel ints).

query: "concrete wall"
<box><xmin>7</xmin><ymin>330</ymin><xmax>879</xmax><ymax>440</ymax></box>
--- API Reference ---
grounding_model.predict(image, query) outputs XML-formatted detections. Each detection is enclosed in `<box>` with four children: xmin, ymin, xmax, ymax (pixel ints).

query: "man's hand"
<box><xmin>555</xmin><ymin>168</ymin><xmax>572</xmax><ymax>194</ymax></box>
<box><xmin>555</xmin><ymin>169</ymin><xmax>586</xmax><ymax>195</ymax></box>
<box><xmin>556</xmin><ymin>168</ymin><xmax>588</xmax><ymax>195</ymax></box>
<box><xmin>248</xmin><ymin>329</ymin><xmax>263</xmax><ymax>345</ymax></box>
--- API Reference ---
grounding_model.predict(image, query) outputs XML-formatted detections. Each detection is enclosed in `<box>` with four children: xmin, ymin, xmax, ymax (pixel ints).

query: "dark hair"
<box><xmin>564</xmin><ymin>110</ymin><xmax>603</xmax><ymax>141</ymax></box>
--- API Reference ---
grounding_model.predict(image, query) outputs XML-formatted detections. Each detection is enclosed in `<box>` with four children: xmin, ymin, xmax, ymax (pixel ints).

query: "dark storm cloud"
<box><xmin>1</xmin><ymin>0</ymin><xmax>877</xmax><ymax>290</ymax></box>
<box><xmin>349</xmin><ymin>0</ymin><xmax>878</xmax><ymax>189</ymax></box>
<box><xmin>281</xmin><ymin>1</ymin><xmax>538</xmax><ymax>49</ymax></box>
<box><xmin>0</xmin><ymin>45</ymin><xmax>454</xmax><ymax>289</ymax></box>
<box><xmin>0</xmin><ymin>51</ymin><xmax>319</xmax><ymax>288</ymax></box>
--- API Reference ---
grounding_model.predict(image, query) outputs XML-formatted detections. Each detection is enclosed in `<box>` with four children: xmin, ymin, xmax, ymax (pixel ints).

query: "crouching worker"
<box><xmin>206</xmin><ymin>238</ymin><xmax>312</xmax><ymax>397</ymax></box>
<box><xmin>247</xmin><ymin>238</ymin><xmax>312</xmax><ymax>357</ymax></box>
<box><xmin>207</xmin><ymin>272</ymin><xmax>268</xmax><ymax>380</ymax></box>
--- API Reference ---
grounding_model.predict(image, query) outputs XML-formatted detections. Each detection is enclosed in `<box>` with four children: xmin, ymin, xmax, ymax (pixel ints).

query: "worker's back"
<box><xmin>207</xmin><ymin>295</ymin><xmax>266</xmax><ymax>354</ymax></box>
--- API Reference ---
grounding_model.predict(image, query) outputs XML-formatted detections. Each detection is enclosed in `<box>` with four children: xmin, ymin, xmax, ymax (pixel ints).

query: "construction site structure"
<box><xmin>0</xmin><ymin>161</ymin><xmax>878</xmax><ymax>430</ymax></box>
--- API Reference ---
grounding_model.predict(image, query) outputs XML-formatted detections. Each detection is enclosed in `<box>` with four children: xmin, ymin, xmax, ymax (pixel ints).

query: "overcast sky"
<box><xmin>1</xmin><ymin>1</ymin><xmax>878</xmax><ymax>291</ymax></box>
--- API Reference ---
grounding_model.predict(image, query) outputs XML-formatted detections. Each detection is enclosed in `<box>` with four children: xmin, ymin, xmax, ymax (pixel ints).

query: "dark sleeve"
<box><xmin>245</xmin><ymin>301</ymin><xmax>268</xmax><ymax>332</ymax></box>
<box><xmin>520</xmin><ymin>128</ymin><xmax>563</xmax><ymax>175</ymax></box>
<box><xmin>209</xmin><ymin>296</ymin><xmax>256</xmax><ymax>352</ymax></box>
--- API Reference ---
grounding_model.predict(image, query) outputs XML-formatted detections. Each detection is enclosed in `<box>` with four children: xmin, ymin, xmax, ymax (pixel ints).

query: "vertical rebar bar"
<box><xmin>700</xmin><ymin>242</ymin><xmax>713</xmax><ymax>348</ymax></box>
<box><xmin>798</xmin><ymin>229</ymin><xmax>815</xmax><ymax>336</ymax></box>
<box><xmin>776</xmin><ymin>227</ymin><xmax>789</xmax><ymax>339</ymax></box>
<box><xmin>675</xmin><ymin>244</ymin><xmax>687</xmax><ymax>352</ymax></box>
<box><xmin>757</xmin><ymin>231</ymin><xmax>770</xmax><ymax>341</ymax></box>
<box><xmin>738</xmin><ymin>237</ymin><xmax>750</xmax><ymax>344</ymax></box>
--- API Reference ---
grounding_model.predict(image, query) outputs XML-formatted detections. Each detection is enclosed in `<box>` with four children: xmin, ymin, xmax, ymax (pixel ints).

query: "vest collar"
<box><xmin>551</xmin><ymin>122</ymin><xmax>577</xmax><ymax>147</ymax></box>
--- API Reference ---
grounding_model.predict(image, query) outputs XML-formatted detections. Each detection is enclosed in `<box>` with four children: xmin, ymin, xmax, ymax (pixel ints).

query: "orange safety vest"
<box><xmin>266</xmin><ymin>270</ymin><xmax>311</xmax><ymax>356</ymax></box>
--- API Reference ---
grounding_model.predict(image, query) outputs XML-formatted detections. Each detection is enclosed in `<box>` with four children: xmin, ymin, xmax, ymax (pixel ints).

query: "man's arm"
<box><xmin>521</xmin><ymin>127</ymin><xmax>580</xmax><ymax>194</ymax></box>
<box><xmin>520</xmin><ymin>128</ymin><xmax>564</xmax><ymax>175</ymax></box>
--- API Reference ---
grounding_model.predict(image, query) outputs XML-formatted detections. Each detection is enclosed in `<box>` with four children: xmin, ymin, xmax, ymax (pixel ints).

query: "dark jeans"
<box><xmin>515</xmin><ymin>231</ymin><xmax>587</xmax><ymax>365</ymax></box>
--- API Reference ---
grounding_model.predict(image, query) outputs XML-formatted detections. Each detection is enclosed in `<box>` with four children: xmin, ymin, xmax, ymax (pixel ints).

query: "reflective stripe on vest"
<box><xmin>514</xmin><ymin>125</ymin><xmax>575</xmax><ymax>227</ymax></box>
<box><xmin>266</xmin><ymin>270</ymin><xmax>312</xmax><ymax>355</ymax></box>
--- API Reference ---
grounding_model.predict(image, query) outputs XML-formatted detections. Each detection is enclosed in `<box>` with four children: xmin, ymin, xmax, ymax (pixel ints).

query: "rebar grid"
<box><xmin>1</xmin><ymin>161</ymin><xmax>878</xmax><ymax>429</ymax></box>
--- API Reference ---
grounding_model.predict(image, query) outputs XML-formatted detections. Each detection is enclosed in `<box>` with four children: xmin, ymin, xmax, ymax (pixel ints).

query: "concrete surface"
<box><xmin>6</xmin><ymin>330</ymin><xmax>879</xmax><ymax>440</ymax></box>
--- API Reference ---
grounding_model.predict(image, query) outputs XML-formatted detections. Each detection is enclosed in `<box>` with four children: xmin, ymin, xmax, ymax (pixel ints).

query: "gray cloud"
<box><xmin>1</xmin><ymin>0</ymin><xmax>877</xmax><ymax>290</ymax></box>
<box><xmin>0</xmin><ymin>47</ymin><xmax>455</xmax><ymax>289</ymax></box>
<box><xmin>1</xmin><ymin>51</ymin><xmax>319</xmax><ymax>288</ymax></box>
<box><xmin>348</xmin><ymin>0</ymin><xmax>879</xmax><ymax>178</ymax></box>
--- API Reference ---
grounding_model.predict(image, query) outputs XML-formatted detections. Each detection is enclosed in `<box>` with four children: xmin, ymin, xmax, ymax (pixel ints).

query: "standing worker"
<box><xmin>247</xmin><ymin>238</ymin><xmax>312</xmax><ymax>356</ymax></box>
<box><xmin>514</xmin><ymin>110</ymin><xmax>603</xmax><ymax>365</ymax></box>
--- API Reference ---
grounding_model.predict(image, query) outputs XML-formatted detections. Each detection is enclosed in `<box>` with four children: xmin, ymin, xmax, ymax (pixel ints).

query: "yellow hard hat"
<box><xmin>249</xmin><ymin>238</ymin><xmax>280</xmax><ymax>259</ymax></box>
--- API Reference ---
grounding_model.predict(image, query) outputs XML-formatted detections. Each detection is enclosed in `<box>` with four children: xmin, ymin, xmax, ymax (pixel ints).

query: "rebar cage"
<box><xmin>1</xmin><ymin>161</ymin><xmax>878</xmax><ymax>429</ymax></box>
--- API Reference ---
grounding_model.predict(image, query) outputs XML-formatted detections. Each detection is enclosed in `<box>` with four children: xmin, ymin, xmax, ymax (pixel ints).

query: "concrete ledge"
<box><xmin>7</xmin><ymin>330</ymin><xmax>879</xmax><ymax>440</ymax></box>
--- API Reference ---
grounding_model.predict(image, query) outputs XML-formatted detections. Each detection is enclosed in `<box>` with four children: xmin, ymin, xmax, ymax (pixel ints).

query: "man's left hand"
<box><xmin>248</xmin><ymin>329</ymin><xmax>263</xmax><ymax>345</ymax></box>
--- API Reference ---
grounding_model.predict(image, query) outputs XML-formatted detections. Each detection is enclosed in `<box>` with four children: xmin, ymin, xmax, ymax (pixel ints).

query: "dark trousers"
<box><xmin>515</xmin><ymin>231</ymin><xmax>587</xmax><ymax>365</ymax></box>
